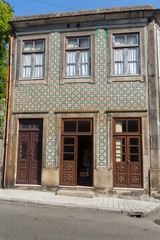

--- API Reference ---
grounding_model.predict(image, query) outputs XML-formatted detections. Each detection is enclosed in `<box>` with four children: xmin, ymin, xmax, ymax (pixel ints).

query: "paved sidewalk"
<box><xmin>0</xmin><ymin>189</ymin><xmax>160</xmax><ymax>215</ymax></box>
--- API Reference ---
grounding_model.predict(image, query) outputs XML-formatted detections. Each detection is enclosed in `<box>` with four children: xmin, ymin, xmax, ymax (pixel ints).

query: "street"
<box><xmin>0</xmin><ymin>201</ymin><xmax>159</xmax><ymax>240</ymax></box>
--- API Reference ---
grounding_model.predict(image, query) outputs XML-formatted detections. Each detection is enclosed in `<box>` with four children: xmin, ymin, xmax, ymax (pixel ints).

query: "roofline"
<box><xmin>10</xmin><ymin>5</ymin><xmax>155</xmax><ymax>23</ymax></box>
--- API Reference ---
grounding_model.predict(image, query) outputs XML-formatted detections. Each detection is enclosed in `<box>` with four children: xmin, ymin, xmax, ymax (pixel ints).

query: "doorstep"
<box><xmin>56</xmin><ymin>189</ymin><xmax>94</xmax><ymax>198</ymax></box>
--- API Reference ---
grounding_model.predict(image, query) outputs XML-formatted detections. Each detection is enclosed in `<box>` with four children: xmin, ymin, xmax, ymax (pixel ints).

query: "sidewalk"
<box><xmin>0</xmin><ymin>189</ymin><xmax>160</xmax><ymax>215</ymax></box>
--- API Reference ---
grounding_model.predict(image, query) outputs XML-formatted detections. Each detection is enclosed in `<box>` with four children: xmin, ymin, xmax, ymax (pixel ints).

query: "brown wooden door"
<box><xmin>17</xmin><ymin>132</ymin><xmax>30</xmax><ymax>184</ymax></box>
<box><xmin>113</xmin><ymin>118</ymin><xmax>142</xmax><ymax>188</ymax></box>
<box><xmin>60</xmin><ymin>136</ymin><xmax>77</xmax><ymax>185</ymax></box>
<box><xmin>127</xmin><ymin>136</ymin><xmax>142</xmax><ymax>188</ymax></box>
<box><xmin>113</xmin><ymin>136</ymin><xmax>142</xmax><ymax>188</ymax></box>
<box><xmin>17</xmin><ymin>120</ymin><xmax>42</xmax><ymax>185</ymax></box>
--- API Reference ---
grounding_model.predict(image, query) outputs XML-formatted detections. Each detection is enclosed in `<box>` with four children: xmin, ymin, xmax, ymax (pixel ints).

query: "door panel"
<box><xmin>128</xmin><ymin>136</ymin><xmax>142</xmax><ymax>188</ymax></box>
<box><xmin>29</xmin><ymin>132</ymin><xmax>42</xmax><ymax>185</ymax></box>
<box><xmin>17</xmin><ymin>128</ymin><xmax>42</xmax><ymax>185</ymax></box>
<box><xmin>114</xmin><ymin>136</ymin><xmax>127</xmax><ymax>187</ymax></box>
<box><xmin>17</xmin><ymin>132</ymin><xmax>30</xmax><ymax>184</ymax></box>
<box><xmin>114</xmin><ymin>136</ymin><xmax>142</xmax><ymax>188</ymax></box>
<box><xmin>60</xmin><ymin>136</ymin><xmax>77</xmax><ymax>185</ymax></box>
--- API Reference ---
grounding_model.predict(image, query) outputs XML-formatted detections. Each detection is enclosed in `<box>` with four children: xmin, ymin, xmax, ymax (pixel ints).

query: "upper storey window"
<box><xmin>22</xmin><ymin>40</ymin><xmax>45</xmax><ymax>79</ymax></box>
<box><xmin>113</xmin><ymin>34</ymin><xmax>140</xmax><ymax>76</ymax></box>
<box><xmin>65</xmin><ymin>37</ymin><xmax>91</xmax><ymax>78</ymax></box>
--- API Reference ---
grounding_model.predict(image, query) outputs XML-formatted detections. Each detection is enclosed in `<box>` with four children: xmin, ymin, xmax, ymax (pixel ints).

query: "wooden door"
<box><xmin>17</xmin><ymin>120</ymin><xmax>42</xmax><ymax>185</ymax></box>
<box><xmin>114</xmin><ymin>136</ymin><xmax>127</xmax><ymax>187</ymax></box>
<box><xmin>29</xmin><ymin>131</ymin><xmax>42</xmax><ymax>185</ymax></box>
<box><xmin>113</xmin><ymin>118</ymin><xmax>142</xmax><ymax>188</ymax></box>
<box><xmin>114</xmin><ymin>136</ymin><xmax>142</xmax><ymax>188</ymax></box>
<box><xmin>17</xmin><ymin>132</ymin><xmax>30</xmax><ymax>184</ymax></box>
<box><xmin>127</xmin><ymin>136</ymin><xmax>142</xmax><ymax>188</ymax></box>
<box><xmin>60</xmin><ymin>136</ymin><xmax>77</xmax><ymax>185</ymax></box>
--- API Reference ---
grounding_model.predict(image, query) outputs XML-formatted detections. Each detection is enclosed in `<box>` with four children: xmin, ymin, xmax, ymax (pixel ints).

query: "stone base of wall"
<box><xmin>150</xmin><ymin>169</ymin><xmax>160</xmax><ymax>199</ymax></box>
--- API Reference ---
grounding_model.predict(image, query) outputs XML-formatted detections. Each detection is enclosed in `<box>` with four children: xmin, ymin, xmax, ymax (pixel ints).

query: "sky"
<box><xmin>7</xmin><ymin>0</ymin><xmax>160</xmax><ymax>16</ymax></box>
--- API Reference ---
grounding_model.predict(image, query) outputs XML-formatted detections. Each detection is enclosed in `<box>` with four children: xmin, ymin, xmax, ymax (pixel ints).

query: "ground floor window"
<box><xmin>113</xmin><ymin>118</ymin><xmax>143</xmax><ymax>188</ymax></box>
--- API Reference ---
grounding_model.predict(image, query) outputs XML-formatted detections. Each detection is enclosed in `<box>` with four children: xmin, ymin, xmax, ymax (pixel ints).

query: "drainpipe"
<box><xmin>3</xmin><ymin>31</ymin><xmax>13</xmax><ymax>188</ymax></box>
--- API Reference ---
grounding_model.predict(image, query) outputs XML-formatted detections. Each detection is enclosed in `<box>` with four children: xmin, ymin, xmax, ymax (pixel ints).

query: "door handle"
<box><xmin>128</xmin><ymin>160</ymin><xmax>130</xmax><ymax>163</ymax></box>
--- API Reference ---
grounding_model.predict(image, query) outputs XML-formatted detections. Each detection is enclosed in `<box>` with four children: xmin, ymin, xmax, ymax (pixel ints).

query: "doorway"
<box><xmin>16</xmin><ymin>119</ymin><xmax>42</xmax><ymax>185</ymax></box>
<box><xmin>60</xmin><ymin>119</ymin><xmax>93</xmax><ymax>186</ymax></box>
<box><xmin>113</xmin><ymin>118</ymin><xmax>143</xmax><ymax>188</ymax></box>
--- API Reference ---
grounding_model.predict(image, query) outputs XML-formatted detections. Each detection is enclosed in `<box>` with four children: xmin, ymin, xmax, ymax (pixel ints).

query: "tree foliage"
<box><xmin>0</xmin><ymin>0</ymin><xmax>14</xmax><ymax>132</ymax></box>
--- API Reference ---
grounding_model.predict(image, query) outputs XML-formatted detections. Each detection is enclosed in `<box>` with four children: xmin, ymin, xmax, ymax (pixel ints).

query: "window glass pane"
<box><xmin>79</xmin><ymin>51</ymin><xmax>90</xmax><ymax>76</ymax></box>
<box><xmin>64</xmin><ymin>121</ymin><xmax>76</xmax><ymax>132</ymax></box>
<box><xmin>130</xmin><ymin>147</ymin><xmax>139</xmax><ymax>153</ymax></box>
<box><xmin>20</xmin><ymin>142</ymin><xmax>28</xmax><ymax>159</ymax></box>
<box><xmin>34</xmin><ymin>142</ymin><xmax>40</xmax><ymax>160</ymax></box>
<box><xmin>116</xmin><ymin>154</ymin><xmax>125</xmax><ymax>162</ymax></box>
<box><xmin>130</xmin><ymin>155</ymin><xmax>139</xmax><ymax>162</ymax></box>
<box><xmin>79</xmin><ymin>38</ymin><xmax>89</xmax><ymax>47</ymax></box>
<box><xmin>24</xmin><ymin>42</ymin><xmax>33</xmax><ymax>51</ymax></box>
<box><xmin>130</xmin><ymin>138</ymin><xmax>139</xmax><ymax>145</ymax></box>
<box><xmin>34</xmin><ymin>53</ymin><xmax>44</xmax><ymax>78</ymax></box>
<box><xmin>128</xmin><ymin>120</ymin><xmax>139</xmax><ymax>132</ymax></box>
<box><xmin>115</xmin><ymin>120</ymin><xmax>126</xmax><ymax>132</ymax></box>
<box><xmin>114</xmin><ymin>49</ymin><xmax>124</xmax><ymax>75</ymax></box>
<box><xmin>116</xmin><ymin>138</ymin><xmax>125</xmax><ymax>162</ymax></box>
<box><xmin>78</xmin><ymin>121</ymin><xmax>90</xmax><ymax>132</ymax></box>
<box><xmin>35</xmin><ymin>41</ymin><xmax>43</xmax><ymax>51</ymax></box>
<box><xmin>21</xmin><ymin>123</ymin><xmax>29</xmax><ymax>129</ymax></box>
<box><xmin>67</xmin><ymin>39</ymin><xmax>78</xmax><ymax>48</ymax></box>
<box><xmin>66</xmin><ymin>52</ymin><xmax>77</xmax><ymax>77</ymax></box>
<box><xmin>114</xmin><ymin>36</ymin><xmax>125</xmax><ymax>46</ymax></box>
<box><xmin>63</xmin><ymin>154</ymin><xmax>74</xmax><ymax>161</ymax></box>
<box><xmin>64</xmin><ymin>138</ymin><xmax>74</xmax><ymax>144</ymax></box>
<box><xmin>23</xmin><ymin>54</ymin><xmax>32</xmax><ymax>78</ymax></box>
<box><xmin>64</xmin><ymin>146</ymin><xmax>74</xmax><ymax>153</ymax></box>
<box><xmin>127</xmin><ymin>35</ymin><xmax>137</xmax><ymax>45</ymax></box>
<box><xmin>35</xmin><ymin>122</ymin><xmax>41</xmax><ymax>129</ymax></box>
<box><xmin>30</xmin><ymin>123</ymin><xmax>34</xmax><ymax>128</ymax></box>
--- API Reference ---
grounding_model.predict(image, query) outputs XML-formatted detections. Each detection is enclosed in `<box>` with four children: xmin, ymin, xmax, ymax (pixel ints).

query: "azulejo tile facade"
<box><xmin>13</xmin><ymin>29</ymin><xmax>147</xmax><ymax>168</ymax></box>
<box><xmin>4</xmin><ymin>5</ymin><xmax>160</xmax><ymax>199</ymax></box>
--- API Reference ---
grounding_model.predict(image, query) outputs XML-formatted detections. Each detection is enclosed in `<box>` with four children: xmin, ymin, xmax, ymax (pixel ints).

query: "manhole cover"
<box><xmin>154</xmin><ymin>219</ymin><xmax>160</xmax><ymax>225</ymax></box>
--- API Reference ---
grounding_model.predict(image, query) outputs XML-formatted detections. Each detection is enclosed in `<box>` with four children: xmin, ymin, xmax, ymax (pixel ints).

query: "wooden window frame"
<box><xmin>107</xmin><ymin>26</ymin><xmax>147</xmax><ymax>82</ymax></box>
<box><xmin>60</xmin><ymin>31</ymin><xmax>95</xmax><ymax>84</ymax></box>
<box><xmin>113</xmin><ymin>118</ymin><xmax>141</xmax><ymax>136</ymax></box>
<box><xmin>17</xmin><ymin>33</ymin><xmax>49</xmax><ymax>85</ymax></box>
<box><xmin>65</xmin><ymin>36</ymin><xmax>91</xmax><ymax>78</ymax></box>
<box><xmin>61</xmin><ymin>118</ymin><xmax>93</xmax><ymax>136</ymax></box>
<box><xmin>21</xmin><ymin>39</ymin><xmax>45</xmax><ymax>80</ymax></box>
<box><xmin>19</xmin><ymin>119</ymin><xmax>43</xmax><ymax>131</ymax></box>
<box><xmin>112</xmin><ymin>33</ymin><xmax>140</xmax><ymax>76</ymax></box>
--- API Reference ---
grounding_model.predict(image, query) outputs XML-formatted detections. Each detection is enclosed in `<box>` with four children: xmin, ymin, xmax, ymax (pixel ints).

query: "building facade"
<box><xmin>4</xmin><ymin>5</ymin><xmax>160</xmax><ymax>199</ymax></box>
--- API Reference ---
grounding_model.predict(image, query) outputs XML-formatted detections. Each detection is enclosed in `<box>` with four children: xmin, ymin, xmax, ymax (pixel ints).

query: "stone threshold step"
<box><xmin>56</xmin><ymin>190</ymin><xmax>94</xmax><ymax>198</ymax></box>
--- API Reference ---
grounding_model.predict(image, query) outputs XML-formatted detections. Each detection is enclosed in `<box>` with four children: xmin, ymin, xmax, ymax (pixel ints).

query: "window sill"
<box><xmin>18</xmin><ymin>79</ymin><xmax>47</xmax><ymax>85</ymax></box>
<box><xmin>60</xmin><ymin>77</ymin><xmax>94</xmax><ymax>84</ymax></box>
<box><xmin>108</xmin><ymin>75</ymin><xmax>145</xmax><ymax>82</ymax></box>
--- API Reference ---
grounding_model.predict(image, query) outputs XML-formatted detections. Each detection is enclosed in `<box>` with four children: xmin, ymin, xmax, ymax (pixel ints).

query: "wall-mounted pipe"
<box><xmin>3</xmin><ymin>32</ymin><xmax>13</xmax><ymax>188</ymax></box>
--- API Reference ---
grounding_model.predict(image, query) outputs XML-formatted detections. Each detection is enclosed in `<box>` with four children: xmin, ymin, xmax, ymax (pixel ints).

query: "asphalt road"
<box><xmin>0</xmin><ymin>201</ymin><xmax>159</xmax><ymax>240</ymax></box>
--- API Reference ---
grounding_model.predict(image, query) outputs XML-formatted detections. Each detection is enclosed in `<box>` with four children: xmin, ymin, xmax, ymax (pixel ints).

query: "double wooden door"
<box><xmin>113</xmin><ymin>119</ymin><xmax>142</xmax><ymax>188</ymax></box>
<box><xmin>60</xmin><ymin>119</ymin><xmax>93</xmax><ymax>186</ymax></box>
<box><xmin>16</xmin><ymin>120</ymin><xmax>42</xmax><ymax>185</ymax></box>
